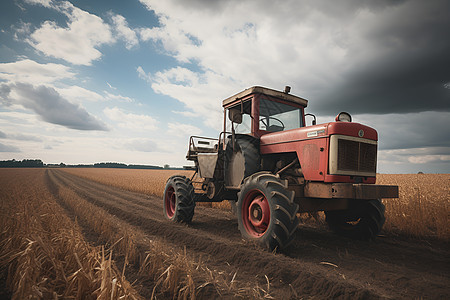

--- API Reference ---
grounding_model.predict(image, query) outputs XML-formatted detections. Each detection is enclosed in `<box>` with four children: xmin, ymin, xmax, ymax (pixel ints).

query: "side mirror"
<box><xmin>305</xmin><ymin>113</ymin><xmax>316</xmax><ymax>126</ymax></box>
<box><xmin>228</xmin><ymin>108</ymin><xmax>242</xmax><ymax>124</ymax></box>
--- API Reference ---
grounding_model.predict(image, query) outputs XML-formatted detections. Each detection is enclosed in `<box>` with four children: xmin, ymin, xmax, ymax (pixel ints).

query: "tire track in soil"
<box><xmin>45</xmin><ymin>169</ymin><xmax>106</xmax><ymax>246</ymax></box>
<box><xmin>45</xmin><ymin>170</ymin><xmax>158</xmax><ymax>297</ymax></box>
<box><xmin>53</xmin><ymin>170</ymin><xmax>243</xmax><ymax>243</ymax></box>
<box><xmin>51</xmin><ymin>169</ymin><xmax>450</xmax><ymax>299</ymax></box>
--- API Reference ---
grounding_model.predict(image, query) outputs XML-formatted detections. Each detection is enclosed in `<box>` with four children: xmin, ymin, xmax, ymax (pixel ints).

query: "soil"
<box><xmin>46</xmin><ymin>169</ymin><xmax>449</xmax><ymax>299</ymax></box>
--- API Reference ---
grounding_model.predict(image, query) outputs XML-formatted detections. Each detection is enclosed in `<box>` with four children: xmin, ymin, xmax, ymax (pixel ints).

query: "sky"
<box><xmin>0</xmin><ymin>0</ymin><xmax>449</xmax><ymax>173</ymax></box>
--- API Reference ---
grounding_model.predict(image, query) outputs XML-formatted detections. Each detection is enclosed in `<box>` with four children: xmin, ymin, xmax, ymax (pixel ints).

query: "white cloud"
<box><xmin>27</xmin><ymin>1</ymin><xmax>114</xmax><ymax>65</ymax></box>
<box><xmin>408</xmin><ymin>155</ymin><xmax>450</xmax><ymax>164</ymax></box>
<box><xmin>104</xmin><ymin>107</ymin><xmax>158</xmax><ymax>131</ymax></box>
<box><xmin>24</xmin><ymin>0</ymin><xmax>53</xmax><ymax>8</ymax></box>
<box><xmin>0</xmin><ymin>111</ymin><xmax>40</xmax><ymax>128</ymax></box>
<box><xmin>172</xmin><ymin>110</ymin><xmax>197</xmax><ymax>118</ymax></box>
<box><xmin>136</xmin><ymin>0</ymin><xmax>355</xmax><ymax>129</ymax></box>
<box><xmin>168</xmin><ymin>122</ymin><xmax>202</xmax><ymax>137</ymax></box>
<box><xmin>141</xmin><ymin>66</ymin><xmax>233</xmax><ymax>130</ymax></box>
<box><xmin>0</xmin><ymin>130</ymin><xmax>42</xmax><ymax>142</ymax></box>
<box><xmin>138</xmin><ymin>0</ymin><xmax>349</xmax><ymax>89</ymax></box>
<box><xmin>57</xmin><ymin>85</ymin><xmax>105</xmax><ymax>102</ymax></box>
<box><xmin>111</xmin><ymin>13</ymin><xmax>139</xmax><ymax>50</ymax></box>
<box><xmin>0</xmin><ymin>142</ymin><xmax>20</xmax><ymax>152</ymax></box>
<box><xmin>103</xmin><ymin>91</ymin><xmax>133</xmax><ymax>103</ymax></box>
<box><xmin>125</xmin><ymin>138</ymin><xmax>159</xmax><ymax>152</ymax></box>
<box><xmin>0</xmin><ymin>59</ymin><xmax>75</xmax><ymax>85</ymax></box>
<box><xmin>12</xmin><ymin>21</ymin><xmax>32</xmax><ymax>41</ymax></box>
<box><xmin>106</xmin><ymin>82</ymin><xmax>117</xmax><ymax>90</ymax></box>
<box><xmin>136</xmin><ymin>66</ymin><xmax>151</xmax><ymax>83</ymax></box>
<box><xmin>377</xmin><ymin>147</ymin><xmax>450</xmax><ymax>173</ymax></box>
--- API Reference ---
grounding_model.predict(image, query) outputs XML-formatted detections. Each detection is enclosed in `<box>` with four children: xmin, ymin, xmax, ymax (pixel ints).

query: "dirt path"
<box><xmin>48</xmin><ymin>169</ymin><xmax>449</xmax><ymax>299</ymax></box>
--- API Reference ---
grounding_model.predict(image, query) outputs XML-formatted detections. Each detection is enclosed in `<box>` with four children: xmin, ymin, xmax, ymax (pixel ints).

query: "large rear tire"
<box><xmin>163</xmin><ymin>175</ymin><xmax>195</xmax><ymax>223</ymax></box>
<box><xmin>325</xmin><ymin>199</ymin><xmax>385</xmax><ymax>240</ymax></box>
<box><xmin>237</xmin><ymin>172</ymin><xmax>300</xmax><ymax>251</ymax></box>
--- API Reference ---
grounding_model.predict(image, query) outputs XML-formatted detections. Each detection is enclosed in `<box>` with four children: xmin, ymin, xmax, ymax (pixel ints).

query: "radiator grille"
<box><xmin>337</xmin><ymin>139</ymin><xmax>377</xmax><ymax>173</ymax></box>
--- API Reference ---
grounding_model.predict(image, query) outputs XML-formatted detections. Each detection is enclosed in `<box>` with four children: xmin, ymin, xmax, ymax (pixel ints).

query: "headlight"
<box><xmin>335</xmin><ymin>112</ymin><xmax>352</xmax><ymax>122</ymax></box>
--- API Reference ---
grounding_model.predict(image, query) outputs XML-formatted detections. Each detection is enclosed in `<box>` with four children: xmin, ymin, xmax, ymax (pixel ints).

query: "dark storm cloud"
<box><xmin>10</xmin><ymin>83</ymin><xmax>108</xmax><ymax>131</ymax></box>
<box><xmin>311</xmin><ymin>0</ymin><xmax>450</xmax><ymax>115</ymax></box>
<box><xmin>172</xmin><ymin>0</ymin><xmax>406</xmax><ymax>16</ymax></box>
<box><xmin>358</xmin><ymin>111</ymin><xmax>450</xmax><ymax>150</ymax></box>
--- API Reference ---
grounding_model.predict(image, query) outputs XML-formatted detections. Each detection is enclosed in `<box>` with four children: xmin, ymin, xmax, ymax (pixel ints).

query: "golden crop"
<box><xmin>63</xmin><ymin>168</ymin><xmax>450</xmax><ymax>240</ymax></box>
<box><xmin>377</xmin><ymin>173</ymin><xmax>449</xmax><ymax>240</ymax></box>
<box><xmin>0</xmin><ymin>169</ymin><xmax>141</xmax><ymax>299</ymax></box>
<box><xmin>0</xmin><ymin>168</ymin><xmax>269</xmax><ymax>299</ymax></box>
<box><xmin>62</xmin><ymin>168</ymin><xmax>193</xmax><ymax>197</ymax></box>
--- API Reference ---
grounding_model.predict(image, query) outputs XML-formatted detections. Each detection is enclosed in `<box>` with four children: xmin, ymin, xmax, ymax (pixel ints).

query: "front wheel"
<box><xmin>163</xmin><ymin>176</ymin><xmax>195</xmax><ymax>223</ymax></box>
<box><xmin>237</xmin><ymin>172</ymin><xmax>299</xmax><ymax>251</ymax></box>
<box><xmin>325</xmin><ymin>199</ymin><xmax>385</xmax><ymax>240</ymax></box>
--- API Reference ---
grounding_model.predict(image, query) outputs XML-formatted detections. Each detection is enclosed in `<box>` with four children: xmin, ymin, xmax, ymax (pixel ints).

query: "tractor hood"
<box><xmin>260</xmin><ymin>122</ymin><xmax>378</xmax><ymax>182</ymax></box>
<box><xmin>260</xmin><ymin>122</ymin><xmax>378</xmax><ymax>146</ymax></box>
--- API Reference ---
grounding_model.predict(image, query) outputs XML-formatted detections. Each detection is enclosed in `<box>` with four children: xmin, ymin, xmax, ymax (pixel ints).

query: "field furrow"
<box><xmin>2</xmin><ymin>168</ymin><xmax>449</xmax><ymax>299</ymax></box>
<box><xmin>49</xmin><ymin>170</ymin><xmax>383</xmax><ymax>298</ymax></box>
<box><xmin>51</xmin><ymin>169</ymin><xmax>449</xmax><ymax>299</ymax></box>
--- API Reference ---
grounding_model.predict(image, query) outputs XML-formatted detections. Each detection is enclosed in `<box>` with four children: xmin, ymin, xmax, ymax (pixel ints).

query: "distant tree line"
<box><xmin>0</xmin><ymin>159</ymin><xmax>44</xmax><ymax>168</ymax></box>
<box><xmin>94</xmin><ymin>162</ymin><xmax>128</xmax><ymax>168</ymax></box>
<box><xmin>0</xmin><ymin>159</ymin><xmax>177</xmax><ymax>169</ymax></box>
<box><xmin>92</xmin><ymin>162</ymin><xmax>163</xmax><ymax>169</ymax></box>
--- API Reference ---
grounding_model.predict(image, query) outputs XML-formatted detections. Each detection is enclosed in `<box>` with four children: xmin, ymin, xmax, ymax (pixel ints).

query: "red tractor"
<box><xmin>163</xmin><ymin>86</ymin><xmax>398</xmax><ymax>251</ymax></box>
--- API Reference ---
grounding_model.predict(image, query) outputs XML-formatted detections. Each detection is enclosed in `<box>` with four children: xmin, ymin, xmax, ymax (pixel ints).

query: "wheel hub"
<box><xmin>165</xmin><ymin>186</ymin><xmax>176</xmax><ymax>218</ymax></box>
<box><xmin>248</xmin><ymin>195</ymin><xmax>270</xmax><ymax>228</ymax></box>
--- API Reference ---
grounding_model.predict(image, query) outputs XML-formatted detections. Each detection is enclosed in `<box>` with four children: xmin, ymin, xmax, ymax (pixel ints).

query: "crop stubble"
<box><xmin>1</xmin><ymin>168</ymin><xmax>449</xmax><ymax>299</ymax></box>
<box><xmin>0</xmin><ymin>169</ymin><xmax>141</xmax><ymax>299</ymax></box>
<box><xmin>63</xmin><ymin>168</ymin><xmax>450</xmax><ymax>240</ymax></box>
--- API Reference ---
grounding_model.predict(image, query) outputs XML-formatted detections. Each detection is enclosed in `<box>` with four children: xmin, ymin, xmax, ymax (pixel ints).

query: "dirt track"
<box><xmin>47</xmin><ymin>169</ymin><xmax>449</xmax><ymax>299</ymax></box>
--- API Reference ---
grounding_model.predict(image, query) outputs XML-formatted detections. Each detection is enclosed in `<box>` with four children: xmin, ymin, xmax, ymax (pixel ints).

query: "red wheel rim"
<box><xmin>242</xmin><ymin>190</ymin><xmax>270</xmax><ymax>237</ymax></box>
<box><xmin>165</xmin><ymin>186</ymin><xmax>176</xmax><ymax>218</ymax></box>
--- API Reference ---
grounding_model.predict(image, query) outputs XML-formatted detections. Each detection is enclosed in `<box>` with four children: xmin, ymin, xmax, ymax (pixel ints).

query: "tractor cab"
<box><xmin>222</xmin><ymin>86</ymin><xmax>308</xmax><ymax>138</ymax></box>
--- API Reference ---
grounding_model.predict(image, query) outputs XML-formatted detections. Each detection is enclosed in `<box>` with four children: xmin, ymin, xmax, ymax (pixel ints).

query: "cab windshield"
<box><xmin>259</xmin><ymin>97</ymin><xmax>303</xmax><ymax>132</ymax></box>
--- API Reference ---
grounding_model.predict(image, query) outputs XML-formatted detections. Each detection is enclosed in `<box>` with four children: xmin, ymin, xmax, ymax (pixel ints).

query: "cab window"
<box><xmin>259</xmin><ymin>97</ymin><xmax>303</xmax><ymax>132</ymax></box>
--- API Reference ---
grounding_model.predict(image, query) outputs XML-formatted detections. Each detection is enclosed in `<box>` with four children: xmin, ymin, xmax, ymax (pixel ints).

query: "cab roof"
<box><xmin>222</xmin><ymin>86</ymin><xmax>308</xmax><ymax>108</ymax></box>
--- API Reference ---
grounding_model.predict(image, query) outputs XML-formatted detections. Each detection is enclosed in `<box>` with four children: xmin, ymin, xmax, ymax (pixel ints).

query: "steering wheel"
<box><xmin>260</xmin><ymin>116</ymin><xmax>285</xmax><ymax>131</ymax></box>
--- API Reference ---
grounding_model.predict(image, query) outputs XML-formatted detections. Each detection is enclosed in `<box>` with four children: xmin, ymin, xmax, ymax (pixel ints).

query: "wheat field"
<box><xmin>62</xmin><ymin>168</ymin><xmax>449</xmax><ymax>240</ymax></box>
<box><xmin>63</xmin><ymin>168</ymin><xmax>193</xmax><ymax>197</ymax></box>
<box><xmin>0</xmin><ymin>169</ymin><xmax>142</xmax><ymax>299</ymax></box>
<box><xmin>1</xmin><ymin>168</ymin><xmax>448</xmax><ymax>298</ymax></box>
<box><xmin>376</xmin><ymin>174</ymin><xmax>449</xmax><ymax>239</ymax></box>
<box><xmin>0</xmin><ymin>168</ymin><xmax>269</xmax><ymax>299</ymax></box>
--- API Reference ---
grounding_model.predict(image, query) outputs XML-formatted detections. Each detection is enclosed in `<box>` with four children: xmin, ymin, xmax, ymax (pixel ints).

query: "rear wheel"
<box><xmin>325</xmin><ymin>199</ymin><xmax>385</xmax><ymax>240</ymax></box>
<box><xmin>163</xmin><ymin>175</ymin><xmax>195</xmax><ymax>223</ymax></box>
<box><xmin>237</xmin><ymin>172</ymin><xmax>299</xmax><ymax>251</ymax></box>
